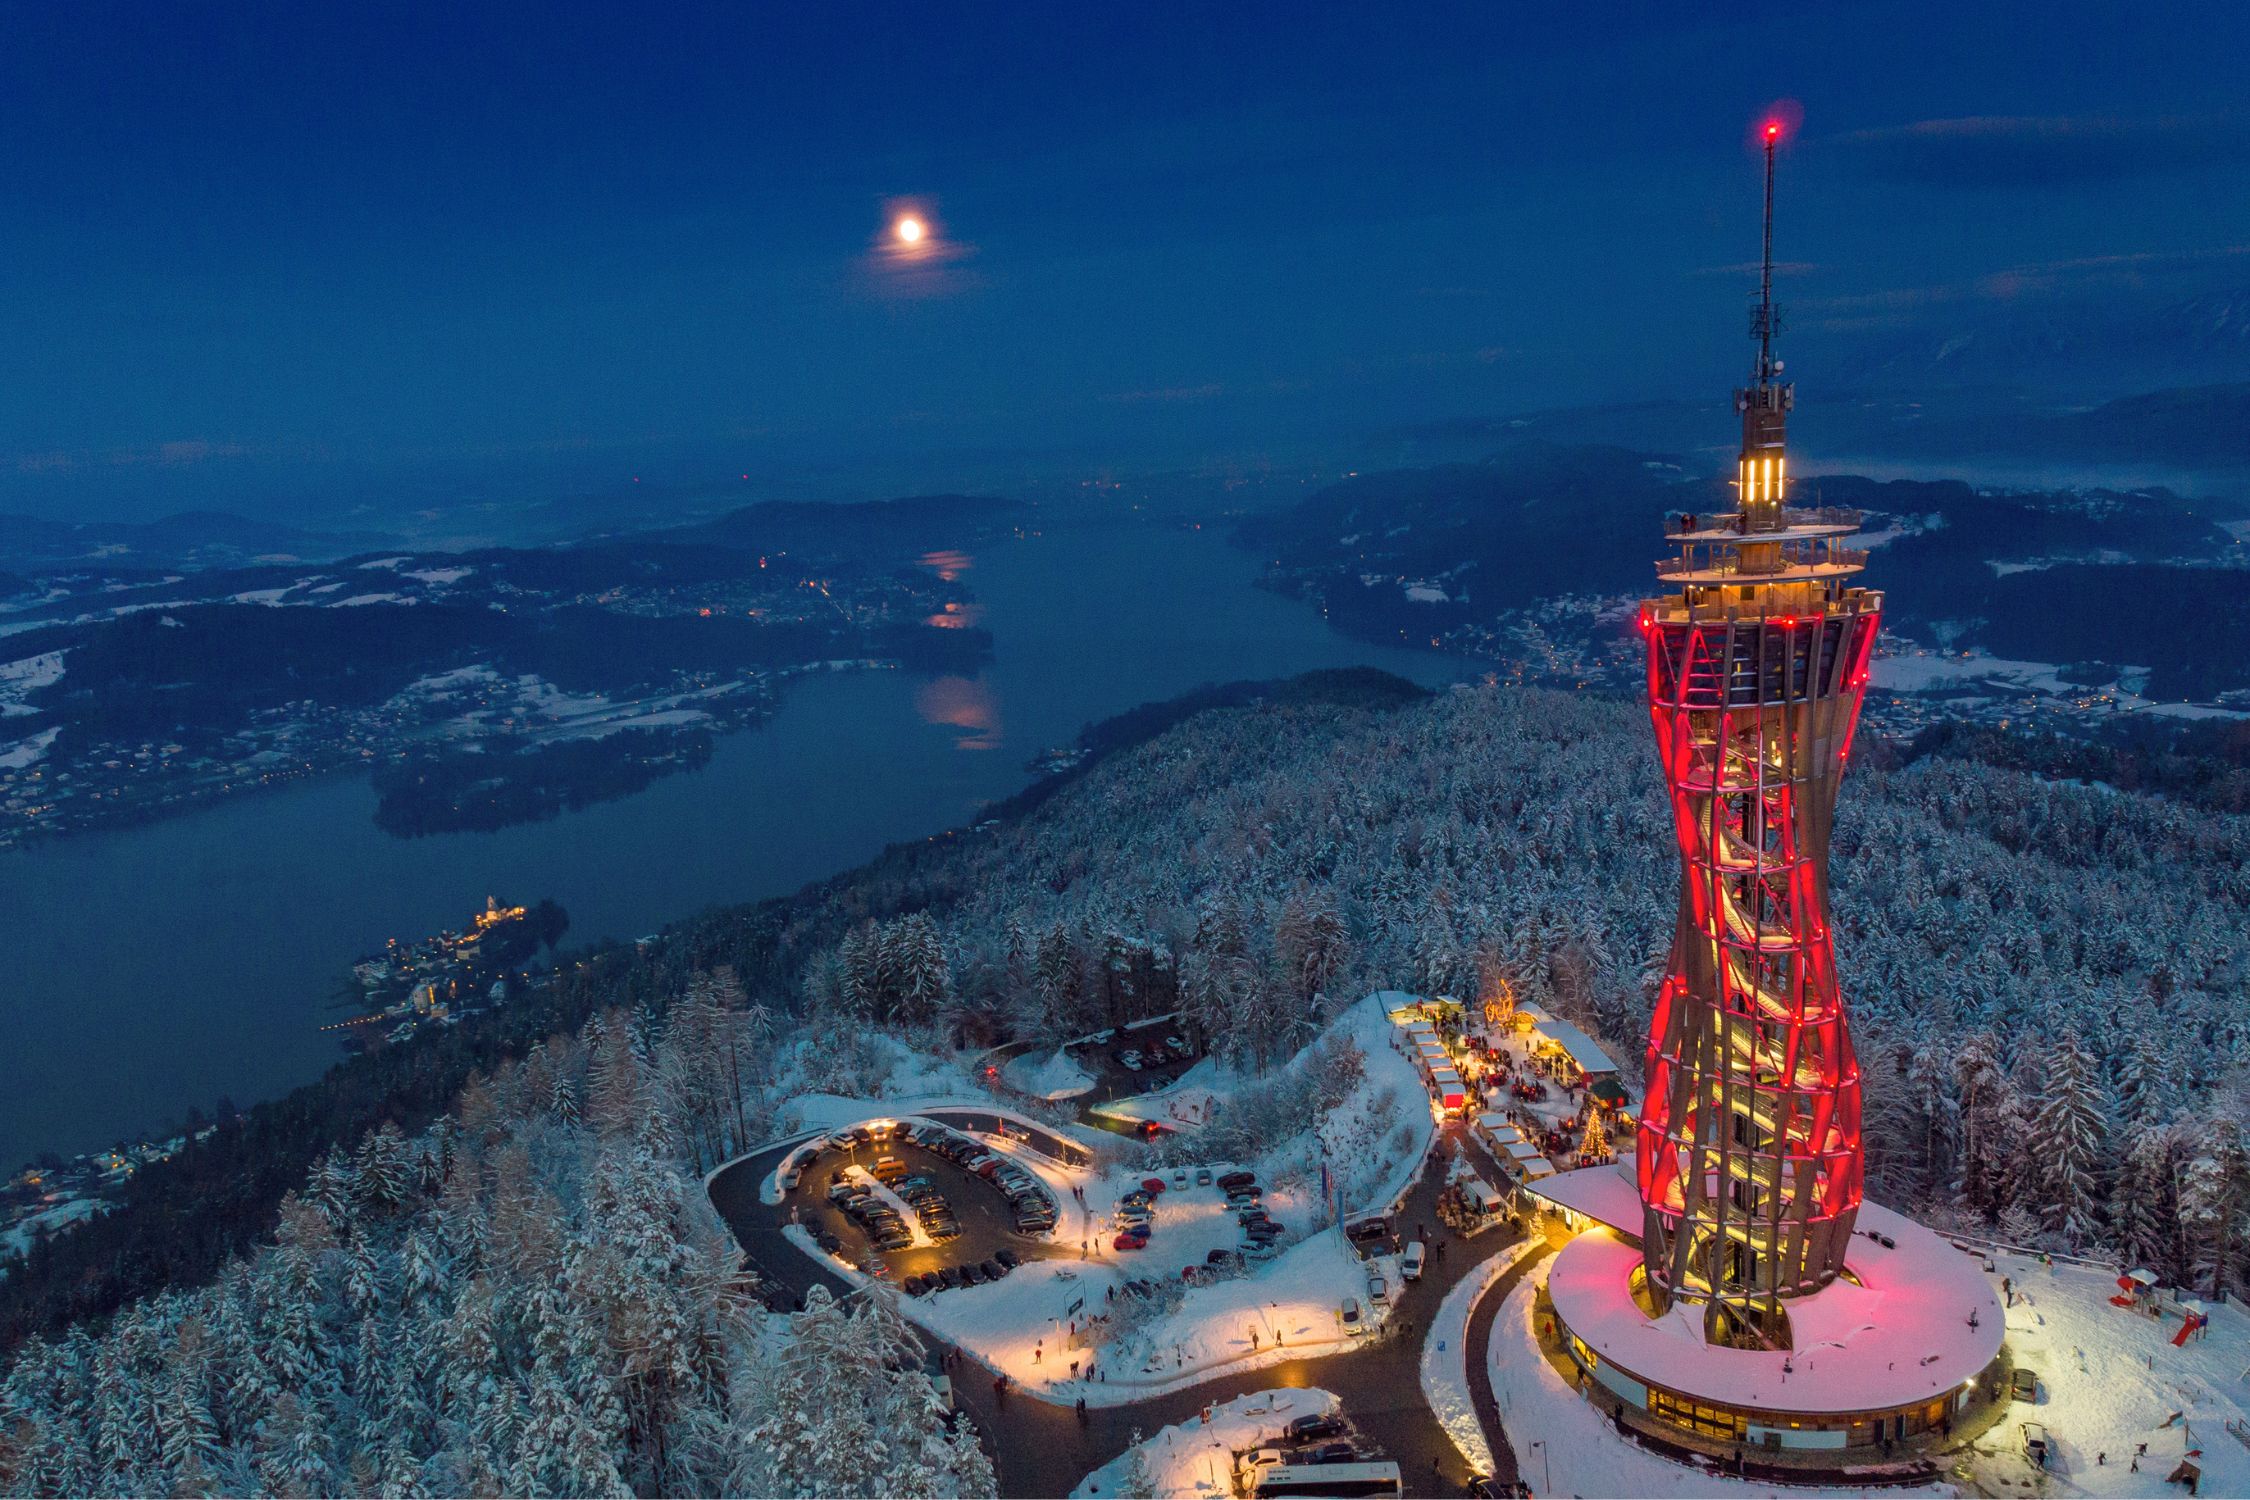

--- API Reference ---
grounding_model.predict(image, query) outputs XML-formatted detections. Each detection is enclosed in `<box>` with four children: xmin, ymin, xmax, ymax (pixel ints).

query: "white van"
<box><xmin>1400</xmin><ymin>1241</ymin><xmax>1427</xmax><ymax>1281</ymax></box>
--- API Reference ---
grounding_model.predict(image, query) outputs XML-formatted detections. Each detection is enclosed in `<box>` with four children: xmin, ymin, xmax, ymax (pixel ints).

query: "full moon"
<box><xmin>895</xmin><ymin>216</ymin><xmax>925</xmax><ymax>244</ymax></box>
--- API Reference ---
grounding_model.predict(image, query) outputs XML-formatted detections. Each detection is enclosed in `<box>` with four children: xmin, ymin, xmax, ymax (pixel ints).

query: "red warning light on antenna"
<box><xmin>1751</xmin><ymin>100</ymin><xmax>1804</xmax><ymax>150</ymax></box>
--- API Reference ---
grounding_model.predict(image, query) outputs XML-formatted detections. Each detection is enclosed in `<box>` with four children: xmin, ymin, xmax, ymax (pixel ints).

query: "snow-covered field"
<box><xmin>1966</xmin><ymin>1251</ymin><xmax>2250</xmax><ymax>1498</ymax></box>
<box><xmin>0</xmin><ymin>649</ymin><xmax>63</xmax><ymax>716</ymax></box>
<box><xmin>1872</xmin><ymin>646</ymin><xmax>2246</xmax><ymax>720</ymax></box>
<box><xmin>1071</xmin><ymin>1388</ymin><xmax>1341</xmax><ymax>1498</ymax></box>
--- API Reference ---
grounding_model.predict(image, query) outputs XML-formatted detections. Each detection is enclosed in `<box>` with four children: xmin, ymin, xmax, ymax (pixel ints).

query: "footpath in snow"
<box><xmin>1418</xmin><ymin>1239</ymin><xmax>1537</xmax><ymax>1478</ymax></box>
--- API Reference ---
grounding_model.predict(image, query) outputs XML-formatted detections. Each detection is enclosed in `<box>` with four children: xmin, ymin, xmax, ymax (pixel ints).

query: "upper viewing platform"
<box><xmin>1663</xmin><ymin>506</ymin><xmax>1863</xmax><ymax>543</ymax></box>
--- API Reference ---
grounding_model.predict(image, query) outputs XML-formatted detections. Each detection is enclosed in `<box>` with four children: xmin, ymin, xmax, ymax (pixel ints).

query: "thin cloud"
<box><xmin>1830</xmin><ymin>112</ymin><xmax>2250</xmax><ymax>188</ymax></box>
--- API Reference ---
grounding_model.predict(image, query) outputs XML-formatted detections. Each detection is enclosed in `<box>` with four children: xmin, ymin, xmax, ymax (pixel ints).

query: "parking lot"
<box><xmin>1074</xmin><ymin>1023</ymin><xmax>1204</xmax><ymax>1099</ymax></box>
<box><xmin>781</xmin><ymin>1119</ymin><xmax>1065</xmax><ymax>1295</ymax></box>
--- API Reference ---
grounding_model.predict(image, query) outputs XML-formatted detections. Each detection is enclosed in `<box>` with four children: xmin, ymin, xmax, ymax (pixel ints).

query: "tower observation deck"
<box><xmin>1633</xmin><ymin>123</ymin><xmax>1883</xmax><ymax>1350</ymax></box>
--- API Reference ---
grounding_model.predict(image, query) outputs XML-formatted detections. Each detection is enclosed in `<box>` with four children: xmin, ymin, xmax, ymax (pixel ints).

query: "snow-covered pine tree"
<box><xmin>2030</xmin><ymin>1033</ymin><xmax>2110</xmax><ymax>1247</ymax></box>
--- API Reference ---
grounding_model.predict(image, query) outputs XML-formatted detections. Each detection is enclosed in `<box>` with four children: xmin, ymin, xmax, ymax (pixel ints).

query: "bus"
<box><xmin>1251</xmin><ymin>1461</ymin><xmax>1403</xmax><ymax>1498</ymax></box>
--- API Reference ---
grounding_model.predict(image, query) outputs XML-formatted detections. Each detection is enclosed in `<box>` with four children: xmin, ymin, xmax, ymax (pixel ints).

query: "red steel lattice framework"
<box><xmin>1633</xmin><ymin>127</ymin><xmax>1884</xmax><ymax>1349</ymax></box>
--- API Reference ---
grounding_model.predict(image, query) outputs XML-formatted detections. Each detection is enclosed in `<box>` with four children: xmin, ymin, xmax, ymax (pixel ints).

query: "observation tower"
<box><xmin>1523</xmin><ymin>124</ymin><xmax>2000</xmax><ymax>1462</ymax></box>
<box><xmin>1632</xmin><ymin>121</ymin><xmax>1883</xmax><ymax>1350</ymax></box>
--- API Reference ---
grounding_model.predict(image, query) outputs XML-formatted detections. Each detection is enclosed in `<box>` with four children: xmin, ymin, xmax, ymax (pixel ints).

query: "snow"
<box><xmin>1872</xmin><ymin>647</ymin><xmax>2249</xmax><ymax>721</ymax></box>
<box><xmin>0</xmin><ymin>650</ymin><xmax>63</xmax><ymax>716</ymax></box>
<box><xmin>332</xmin><ymin>592</ymin><xmax>411</xmax><ymax>607</ymax></box>
<box><xmin>1547</xmin><ymin>1201</ymin><xmax>2002</xmax><ymax>1415</ymax></box>
<box><xmin>1074</xmin><ymin>1231</ymin><xmax>1396</xmax><ymax>1403</ymax></box>
<box><xmin>1486</xmin><ymin>1265</ymin><xmax>1952</xmax><ymax>1498</ymax></box>
<box><xmin>1003</xmin><ymin>1047</ymin><xmax>1097</xmax><ymax>1101</ymax></box>
<box><xmin>0</xmin><ymin>725</ymin><xmax>61</xmax><ymax>769</ymax></box>
<box><xmin>1419</xmin><ymin>1238</ymin><xmax>1538</xmax><ymax>1477</ymax></box>
<box><xmin>1406</xmin><ymin>584</ymin><xmax>1451</xmax><ymax>604</ymax></box>
<box><xmin>1090</xmin><ymin>1059</ymin><xmax>1224</xmax><ymax>1127</ymax></box>
<box><xmin>402</xmin><ymin>566</ymin><xmax>473</xmax><ymax>585</ymax></box>
<box><xmin>0</xmin><ymin>1197</ymin><xmax>109</xmax><ymax>1263</ymax></box>
<box><xmin>356</xmin><ymin>556</ymin><xmax>411</xmax><ymax>570</ymax></box>
<box><xmin>540</xmin><ymin>707</ymin><xmax>715</xmax><ymax>741</ymax></box>
<box><xmin>1961</xmin><ymin>1251</ymin><xmax>2250</xmax><ymax>1498</ymax></box>
<box><xmin>1527</xmin><ymin>1016</ymin><xmax>1616</xmax><ymax>1075</ymax></box>
<box><xmin>1070</xmin><ymin>1388</ymin><xmax>1341</xmax><ymax>1498</ymax></box>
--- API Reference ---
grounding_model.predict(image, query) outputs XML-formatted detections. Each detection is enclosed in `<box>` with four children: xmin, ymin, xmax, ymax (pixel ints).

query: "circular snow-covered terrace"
<box><xmin>1534</xmin><ymin>1166</ymin><xmax>2003</xmax><ymax>1449</ymax></box>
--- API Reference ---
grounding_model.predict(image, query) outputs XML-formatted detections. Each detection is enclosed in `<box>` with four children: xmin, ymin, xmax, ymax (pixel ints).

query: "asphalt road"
<box><xmin>707</xmin><ymin>1118</ymin><xmax>1532</xmax><ymax>1499</ymax></box>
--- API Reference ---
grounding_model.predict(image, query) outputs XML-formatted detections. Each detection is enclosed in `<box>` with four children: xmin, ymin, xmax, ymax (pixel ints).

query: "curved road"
<box><xmin>708</xmin><ymin>1120</ymin><xmax>1539</xmax><ymax>1498</ymax></box>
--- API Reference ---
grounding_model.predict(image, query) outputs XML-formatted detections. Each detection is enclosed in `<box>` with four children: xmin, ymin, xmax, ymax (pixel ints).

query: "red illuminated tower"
<box><xmin>1634</xmin><ymin>123</ymin><xmax>1883</xmax><ymax>1349</ymax></box>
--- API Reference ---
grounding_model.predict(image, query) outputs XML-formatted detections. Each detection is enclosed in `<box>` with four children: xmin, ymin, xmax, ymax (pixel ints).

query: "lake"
<box><xmin>0</xmin><ymin>518</ymin><xmax>1463</xmax><ymax>1165</ymax></box>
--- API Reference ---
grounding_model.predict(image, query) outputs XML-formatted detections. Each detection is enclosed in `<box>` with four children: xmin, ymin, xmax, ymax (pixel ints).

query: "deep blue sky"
<box><xmin>4</xmin><ymin>1</ymin><xmax>2247</xmax><ymax>521</ymax></box>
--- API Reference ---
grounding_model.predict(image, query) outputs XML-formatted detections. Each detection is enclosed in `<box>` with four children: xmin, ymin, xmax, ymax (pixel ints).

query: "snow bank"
<box><xmin>1090</xmin><ymin>1230</ymin><xmax>1385</xmax><ymax>1401</ymax></box>
<box><xmin>1004</xmin><ymin>1048</ymin><xmax>1096</xmax><ymax>1101</ymax></box>
<box><xmin>1419</xmin><ymin>1239</ymin><xmax>1537</xmax><ymax>1476</ymax></box>
<box><xmin>1071</xmin><ymin>1388</ymin><xmax>1341</xmax><ymax>1498</ymax></box>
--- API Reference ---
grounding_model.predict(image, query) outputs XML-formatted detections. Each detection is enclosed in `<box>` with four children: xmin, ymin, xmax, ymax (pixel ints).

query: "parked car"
<box><xmin>1119</xmin><ymin>1051</ymin><xmax>1143</xmax><ymax>1071</ymax></box>
<box><xmin>1163</xmin><ymin>1035</ymin><xmax>1188</xmax><ymax>1054</ymax></box>
<box><xmin>1195</xmin><ymin>1167</ymin><xmax>1214</xmax><ymax>1186</ymax></box>
<box><xmin>2022</xmin><ymin>1422</ymin><xmax>2050</xmax><ymax>1469</ymax></box>
<box><xmin>2011</xmin><ymin>1367</ymin><xmax>2037</xmax><ymax>1403</ymax></box>
<box><xmin>1240</xmin><ymin>1240</ymin><xmax>1279</xmax><ymax>1263</ymax></box>
<box><xmin>1365</xmin><ymin>1266</ymin><xmax>1390</xmax><ymax>1304</ymax></box>
<box><xmin>979</xmin><ymin>1257</ymin><xmax>1008</xmax><ymax>1280</ymax></box>
<box><xmin>778</xmin><ymin>1164</ymin><xmax>802</xmax><ymax>1191</ymax></box>
<box><xmin>1339</xmin><ymin>1296</ymin><xmax>1368</xmax><ymax>1336</ymax></box>
<box><xmin>1344</xmin><ymin>1215</ymin><xmax>1391</xmax><ymax>1243</ymax></box>
<box><xmin>1114</xmin><ymin>1229</ymin><xmax>1150</xmax><ymax>1251</ymax></box>
<box><xmin>1284</xmin><ymin>1415</ymin><xmax>1347</xmax><ymax>1443</ymax></box>
<box><xmin>1217</xmin><ymin>1171</ymin><xmax>1256</xmax><ymax>1190</ymax></box>
<box><xmin>994</xmin><ymin>1247</ymin><xmax>1020</xmax><ymax>1269</ymax></box>
<box><xmin>1238</xmin><ymin>1449</ymin><xmax>1286</xmax><ymax>1476</ymax></box>
<box><xmin>1401</xmin><ymin>1241</ymin><xmax>1427</xmax><ymax>1280</ymax></box>
<box><xmin>1301</xmin><ymin>1442</ymin><xmax>1362</xmax><ymax>1466</ymax></box>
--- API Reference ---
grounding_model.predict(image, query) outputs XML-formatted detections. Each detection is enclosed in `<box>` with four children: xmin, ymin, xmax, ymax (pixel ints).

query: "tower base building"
<box><xmin>1532</xmin><ymin>1163</ymin><xmax>2003</xmax><ymax>1456</ymax></box>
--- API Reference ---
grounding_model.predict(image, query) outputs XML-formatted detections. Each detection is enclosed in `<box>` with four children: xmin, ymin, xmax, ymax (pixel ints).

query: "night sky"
<box><xmin>4</xmin><ymin>1</ymin><xmax>2246</xmax><ymax>519</ymax></box>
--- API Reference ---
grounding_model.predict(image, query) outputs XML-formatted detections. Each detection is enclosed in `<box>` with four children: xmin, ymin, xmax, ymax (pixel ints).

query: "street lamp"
<box><xmin>1530</xmin><ymin>1439</ymin><xmax>1550</xmax><ymax>1493</ymax></box>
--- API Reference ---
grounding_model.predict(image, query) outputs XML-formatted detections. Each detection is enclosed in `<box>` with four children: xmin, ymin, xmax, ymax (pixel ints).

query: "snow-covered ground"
<box><xmin>1420</xmin><ymin>1239</ymin><xmax>1538</xmax><ymax>1477</ymax></box>
<box><xmin>0</xmin><ymin>724</ymin><xmax>60</xmax><ymax>770</ymax></box>
<box><xmin>0</xmin><ymin>1197</ymin><xmax>110</xmax><ymax>1266</ymax></box>
<box><xmin>1004</xmin><ymin>1048</ymin><xmax>1096</xmax><ymax>1101</ymax></box>
<box><xmin>0</xmin><ymin>649</ymin><xmax>63</xmax><ymax>716</ymax></box>
<box><xmin>1965</xmin><ymin>1251</ymin><xmax>2250</xmax><ymax>1498</ymax></box>
<box><xmin>1071</xmin><ymin>1388</ymin><xmax>1341</xmax><ymax>1498</ymax></box>
<box><xmin>1485</xmin><ymin>1240</ymin><xmax>2250</xmax><ymax>1498</ymax></box>
<box><xmin>1872</xmin><ymin>646</ymin><xmax>2246</xmax><ymax>720</ymax></box>
<box><xmin>1486</xmin><ymin>1262</ymin><xmax>1951</xmax><ymax>1498</ymax></box>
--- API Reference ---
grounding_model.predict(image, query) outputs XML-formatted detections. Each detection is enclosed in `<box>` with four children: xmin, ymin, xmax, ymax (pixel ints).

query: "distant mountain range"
<box><xmin>0</xmin><ymin>509</ymin><xmax>394</xmax><ymax>576</ymax></box>
<box><xmin>1243</xmin><ymin>441</ymin><xmax>2250</xmax><ymax>699</ymax></box>
<box><xmin>1831</xmin><ymin>287</ymin><xmax>2250</xmax><ymax>396</ymax></box>
<box><xmin>659</xmin><ymin>493</ymin><xmax>1025</xmax><ymax>556</ymax></box>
